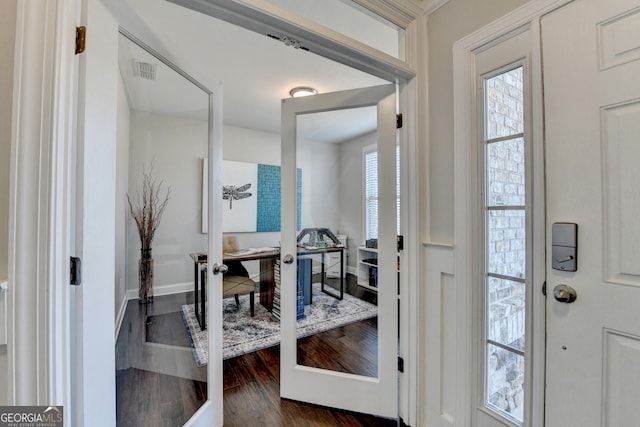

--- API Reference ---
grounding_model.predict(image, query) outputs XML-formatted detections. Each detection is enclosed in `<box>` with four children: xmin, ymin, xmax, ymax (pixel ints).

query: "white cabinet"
<box><xmin>325</xmin><ymin>235</ymin><xmax>347</xmax><ymax>278</ymax></box>
<box><xmin>357</xmin><ymin>246</ymin><xmax>378</xmax><ymax>291</ymax></box>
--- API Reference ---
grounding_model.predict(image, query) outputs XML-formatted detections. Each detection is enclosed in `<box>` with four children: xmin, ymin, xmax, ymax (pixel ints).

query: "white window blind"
<box><xmin>365</xmin><ymin>150</ymin><xmax>378</xmax><ymax>240</ymax></box>
<box><xmin>364</xmin><ymin>146</ymin><xmax>400</xmax><ymax>242</ymax></box>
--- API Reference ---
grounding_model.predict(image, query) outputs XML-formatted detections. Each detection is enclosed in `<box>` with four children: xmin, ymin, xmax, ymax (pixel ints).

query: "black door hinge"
<box><xmin>398</xmin><ymin>356</ymin><xmax>404</xmax><ymax>373</ymax></box>
<box><xmin>70</xmin><ymin>257</ymin><xmax>82</xmax><ymax>286</ymax></box>
<box><xmin>397</xmin><ymin>235</ymin><xmax>404</xmax><ymax>252</ymax></box>
<box><xmin>542</xmin><ymin>281</ymin><xmax>546</xmax><ymax>296</ymax></box>
<box><xmin>76</xmin><ymin>26</ymin><xmax>86</xmax><ymax>55</ymax></box>
<box><xmin>396</xmin><ymin>113</ymin><xmax>403</xmax><ymax>129</ymax></box>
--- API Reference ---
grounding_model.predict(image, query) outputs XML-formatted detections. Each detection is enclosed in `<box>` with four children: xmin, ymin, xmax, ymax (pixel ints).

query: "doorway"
<box><xmin>111</xmin><ymin>1</ymin><xmax>408</xmax><ymax>425</ymax></box>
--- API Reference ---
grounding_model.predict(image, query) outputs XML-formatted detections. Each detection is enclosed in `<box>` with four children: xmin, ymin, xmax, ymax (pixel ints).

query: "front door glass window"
<box><xmin>483</xmin><ymin>65</ymin><xmax>527</xmax><ymax>424</ymax></box>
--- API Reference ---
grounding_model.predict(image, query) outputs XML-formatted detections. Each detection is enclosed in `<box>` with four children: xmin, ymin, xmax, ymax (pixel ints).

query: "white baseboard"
<box><xmin>115</xmin><ymin>292</ymin><xmax>128</xmax><ymax>340</ymax></box>
<box><xmin>117</xmin><ymin>282</ymin><xmax>193</xmax><ymax>340</ymax></box>
<box><xmin>124</xmin><ymin>281</ymin><xmax>194</xmax><ymax>301</ymax></box>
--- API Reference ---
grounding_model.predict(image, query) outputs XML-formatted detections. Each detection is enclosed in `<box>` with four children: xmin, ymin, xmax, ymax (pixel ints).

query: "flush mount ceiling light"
<box><xmin>289</xmin><ymin>86</ymin><xmax>317</xmax><ymax>98</ymax></box>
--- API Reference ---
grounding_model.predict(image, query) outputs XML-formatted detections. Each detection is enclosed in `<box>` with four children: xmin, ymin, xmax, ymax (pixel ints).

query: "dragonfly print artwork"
<box><xmin>223</xmin><ymin>183</ymin><xmax>252</xmax><ymax>209</ymax></box>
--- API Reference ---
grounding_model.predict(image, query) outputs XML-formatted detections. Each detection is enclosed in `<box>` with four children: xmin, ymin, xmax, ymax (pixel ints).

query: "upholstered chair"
<box><xmin>222</xmin><ymin>236</ymin><xmax>256</xmax><ymax>316</ymax></box>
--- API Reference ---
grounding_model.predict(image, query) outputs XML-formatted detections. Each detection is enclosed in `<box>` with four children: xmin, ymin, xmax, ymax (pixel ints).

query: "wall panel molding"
<box><xmin>602</xmin><ymin>99</ymin><xmax>640</xmax><ymax>287</ymax></box>
<box><xmin>421</xmin><ymin>243</ymin><xmax>455</xmax><ymax>427</ymax></box>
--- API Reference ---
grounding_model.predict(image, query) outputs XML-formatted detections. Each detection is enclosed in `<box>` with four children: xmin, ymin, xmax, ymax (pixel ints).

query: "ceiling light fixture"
<box><xmin>289</xmin><ymin>86</ymin><xmax>317</xmax><ymax>98</ymax></box>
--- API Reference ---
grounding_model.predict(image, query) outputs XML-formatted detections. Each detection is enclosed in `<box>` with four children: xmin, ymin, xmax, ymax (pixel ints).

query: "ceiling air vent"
<box><xmin>133</xmin><ymin>60</ymin><xmax>157</xmax><ymax>80</ymax></box>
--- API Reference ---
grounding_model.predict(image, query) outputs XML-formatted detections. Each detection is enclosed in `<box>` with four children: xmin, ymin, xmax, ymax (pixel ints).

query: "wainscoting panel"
<box><xmin>602</xmin><ymin>100</ymin><xmax>640</xmax><ymax>286</ymax></box>
<box><xmin>422</xmin><ymin>243</ymin><xmax>455</xmax><ymax>427</ymax></box>
<box><xmin>603</xmin><ymin>329</ymin><xmax>640</xmax><ymax>425</ymax></box>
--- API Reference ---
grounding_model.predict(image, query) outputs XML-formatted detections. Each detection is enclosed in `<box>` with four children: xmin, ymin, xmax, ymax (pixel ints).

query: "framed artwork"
<box><xmin>202</xmin><ymin>159</ymin><xmax>301</xmax><ymax>233</ymax></box>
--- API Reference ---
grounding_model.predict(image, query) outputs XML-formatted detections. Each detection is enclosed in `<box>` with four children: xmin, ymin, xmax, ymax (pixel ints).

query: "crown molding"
<box><xmin>351</xmin><ymin>0</ymin><xmax>426</xmax><ymax>28</ymax></box>
<box><xmin>425</xmin><ymin>0</ymin><xmax>450</xmax><ymax>15</ymax></box>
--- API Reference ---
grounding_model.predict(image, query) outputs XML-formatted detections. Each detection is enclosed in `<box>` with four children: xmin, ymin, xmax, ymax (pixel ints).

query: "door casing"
<box><xmin>453</xmin><ymin>0</ymin><xmax>573</xmax><ymax>425</ymax></box>
<box><xmin>10</xmin><ymin>0</ymin><xmax>422</xmax><ymax>426</ymax></box>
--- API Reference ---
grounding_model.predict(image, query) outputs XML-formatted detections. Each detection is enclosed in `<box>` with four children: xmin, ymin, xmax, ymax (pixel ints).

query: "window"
<box><xmin>482</xmin><ymin>65</ymin><xmax>528</xmax><ymax>424</ymax></box>
<box><xmin>364</xmin><ymin>145</ymin><xmax>400</xmax><ymax>241</ymax></box>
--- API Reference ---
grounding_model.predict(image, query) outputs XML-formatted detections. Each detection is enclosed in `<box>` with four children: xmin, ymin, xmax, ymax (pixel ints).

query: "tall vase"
<box><xmin>139</xmin><ymin>248</ymin><xmax>154</xmax><ymax>303</ymax></box>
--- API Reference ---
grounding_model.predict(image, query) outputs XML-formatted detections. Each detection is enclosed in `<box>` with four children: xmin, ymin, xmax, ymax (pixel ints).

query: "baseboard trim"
<box><xmin>125</xmin><ymin>281</ymin><xmax>194</xmax><ymax>301</ymax></box>
<box><xmin>115</xmin><ymin>292</ymin><xmax>128</xmax><ymax>340</ymax></box>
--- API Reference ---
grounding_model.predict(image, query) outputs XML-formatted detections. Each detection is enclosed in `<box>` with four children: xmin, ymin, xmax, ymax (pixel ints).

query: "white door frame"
<box><xmin>453</xmin><ymin>0</ymin><xmax>570</xmax><ymax>426</ymax></box>
<box><xmin>8</xmin><ymin>0</ymin><xmax>77</xmax><ymax>410</ymax></box>
<box><xmin>10</xmin><ymin>1</ymin><xmax>423</xmax><ymax>426</ymax></box>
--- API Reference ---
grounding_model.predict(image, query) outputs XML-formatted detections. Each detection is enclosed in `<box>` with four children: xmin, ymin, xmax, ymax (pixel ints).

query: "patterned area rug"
<box><xmin>181</xmin><ymin>282</ymin><xmax>377</xmax><ymax>366</ymax></box>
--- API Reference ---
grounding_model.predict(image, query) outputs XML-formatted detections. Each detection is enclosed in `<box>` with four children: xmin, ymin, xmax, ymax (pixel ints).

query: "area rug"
<box><xmin>181</xmin><ymin>282</ymin><xmax>377</xmax><ymax>366</ymax></box>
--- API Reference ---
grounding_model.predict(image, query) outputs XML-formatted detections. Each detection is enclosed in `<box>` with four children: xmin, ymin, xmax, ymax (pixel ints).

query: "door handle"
<box><xmin>282</xmin><ymin>254</ymin><xmax>295</xmax><ymax>264</ymax></box>
<box><xmin>553</xmin><ymin>284</ymin><xmax>577</xmax><ymax>303</ymax></box>
<box><xmin>211</xmin><ymin>263</ymin><xmax>228</xmax><ymax>275</ymax></box>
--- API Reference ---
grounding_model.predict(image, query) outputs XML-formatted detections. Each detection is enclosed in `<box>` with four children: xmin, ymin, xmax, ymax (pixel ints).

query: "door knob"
<box><xmin>211</xmin><ymin>263</ymin><xmax>228</xmax><ymax>275</ymax></box>
<box><xmin>553</xmin><ymin>284</ymin><xmax>577</xmax><ymax>303</ymax></box>
<box><xmin>282</xmin><ymin>254</ymin><xmax>295</xmax><ymax>264</ymax></box>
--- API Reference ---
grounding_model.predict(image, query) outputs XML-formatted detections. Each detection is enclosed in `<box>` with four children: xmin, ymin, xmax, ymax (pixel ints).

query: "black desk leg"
<box><xmin>194</xmin><ymin>262</ymin><xmax>199</xmax><ymax>326</ymax></box>
<box><xmin>200</xmin><ymin>266</ymin><xmax>207</xmax><ymax>331</ymax></box>
<box><xmin>321</xmin><ymin>250</ymin><xmax>344</xmax><ymax>301</ymax></box>
<box><xmin>339</xmin><ymin>249</ymin><xmax>344</xmax><ymax>299</ymax></box>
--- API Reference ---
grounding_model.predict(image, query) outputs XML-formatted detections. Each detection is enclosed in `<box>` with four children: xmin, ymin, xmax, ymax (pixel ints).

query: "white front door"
<box><xmin>542</xmin><ymin>0</ymin><xmax>640</xmax><ymax>425</ymax></box>
<box><xmin>280</xmin><ymin>85</ymin><xmax>398</xmax><ymax>417</ymax></box>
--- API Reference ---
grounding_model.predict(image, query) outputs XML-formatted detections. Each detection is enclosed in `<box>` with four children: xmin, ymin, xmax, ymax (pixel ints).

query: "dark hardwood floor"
<box><xmin>223</xmin><ymin>342</ymin><xmax>395</xmax><ymax>427</ymax></box>
<box><xmin>116</xmin><ymin>274</ymin><xmax>394</xmax><ymax>426</ymax></box>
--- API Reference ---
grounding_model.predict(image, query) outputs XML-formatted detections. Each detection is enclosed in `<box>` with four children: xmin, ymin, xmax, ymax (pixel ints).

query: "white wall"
<box><xmin>224</xmin><ymin>124</ymin><xmax>343</xmax><ymax>277</ymax></box>
<box><xmin>0</xmin><ymin>0</ymin><xmax>16</xmax><ymax>406</ymax></box>
<box><xmin>122</xmin><ymin>120</ymin><xmax>345</xmax><ymax>293</ymax></box>
<box><xmin>127</xmin><ymin>112</ymin><xmax>208</xmax><ymax>294</ymax></box>
<box><xmin>115</xmin><ymin>73</ymin><xmax>130</xmax><ymax>320</ymax></box>
<box><xmin>427</xmin><ymin>0</ymin><xmax>529</xmax><ymax>242</ymax></box>
<box><xmin>223</xmin><ymin>125</ymin><xmax>281</xmax><ymax>251</ymax></box>
<box><xmin>339</xmin><ymin>131</ymin><xmax>376</xmax><ymax>271</ymax></box>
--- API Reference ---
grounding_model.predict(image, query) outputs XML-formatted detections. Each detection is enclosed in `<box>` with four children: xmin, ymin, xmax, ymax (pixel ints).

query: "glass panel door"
<box><xmin>115</xmin><ymin>30</ymin><xmax>222</xmax><ymax>426</ymax></box>
<box><xmin>280</xmin><ymin>85</ymin><xmax>398</xmax><ymax>417</ymax></box>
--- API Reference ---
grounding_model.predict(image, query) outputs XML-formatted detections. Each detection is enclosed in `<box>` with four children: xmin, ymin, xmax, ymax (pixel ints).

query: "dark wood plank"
<box><xmin>145</xmin><ymin>311</ymin><xmax>191</xmax><ymax>348</ymax></box>
<box><xmin>259</xmin><ymin>257</ymin><xmax>275</xmax><ymax>310</ymax></box>
<box><xmin>116</xmin><ymin>368</ymin><xmax>207</xmax><ymax>427</ymax></box>
<box><xmin>117</xmin><ymin>274</ymin><xmax>394</xmax><ymax>427</ymax></box>
<box><xmin>297</xmin><ymin>317</ymin><xmax>378</xmax><ymax>376</ymax></box>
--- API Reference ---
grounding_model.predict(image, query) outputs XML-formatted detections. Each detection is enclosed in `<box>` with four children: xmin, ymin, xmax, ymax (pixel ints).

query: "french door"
<box><xmin>76</xmin><ymin>4</ymin><xmax>224</xmax><ymax>425</ymax></box>
<box><xmin>279</xmin><ymin>84</ymin><xmax>398</xmax><ymax>417</ymax></box>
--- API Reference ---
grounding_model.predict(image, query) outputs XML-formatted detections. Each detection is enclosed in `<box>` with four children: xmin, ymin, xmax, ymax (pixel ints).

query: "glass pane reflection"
<box><xmin>294</xmin><ymin>106</ymin><xmax>379</xmax><ymax>378</ymax></box>
<box><xmin>487</xmin><ymin>344</ymin><xmax>525</xmax><ymax>423</ymax></box>
<box><xmin>487</xmin><ymin>277</ymin><xmax>525</xmax><ymax>352</ymax></box>
<box><xmin>487</xmin><ymin>209</ymin><xmax>525</xmax><ymax>279</ymax></box>
<box><xmin>115</xmin><ymin>31</ymin><xmax>209</xmax><ymax>426</ymax></box>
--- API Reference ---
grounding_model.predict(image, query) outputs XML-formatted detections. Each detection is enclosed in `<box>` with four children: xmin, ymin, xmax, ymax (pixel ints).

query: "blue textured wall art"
<box><xmin>255</xmin><ymin>164</ymin><xmax>302</xmax><ymax>232</ymax></box>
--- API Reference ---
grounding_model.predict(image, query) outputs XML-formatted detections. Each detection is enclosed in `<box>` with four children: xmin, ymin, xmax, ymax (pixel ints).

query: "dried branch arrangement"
<box><xmin>127</xmin><ymin>167</ymin><xmax>171</xmax><ymax>251</ymax></box>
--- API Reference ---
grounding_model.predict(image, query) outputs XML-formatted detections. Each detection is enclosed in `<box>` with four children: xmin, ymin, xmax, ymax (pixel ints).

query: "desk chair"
<box><xmin>223</xmin><ymin>236</ymin><xmax>256</xmax><ymax>317</ymax></box>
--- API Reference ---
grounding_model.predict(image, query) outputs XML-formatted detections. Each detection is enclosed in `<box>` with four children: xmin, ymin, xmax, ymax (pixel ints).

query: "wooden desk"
<box><xmin>222</xmin><ymin>250</ymin><xmax>279</xmax><ymax>312</ymax></box>
<box><xmin>190</xmin><ymin>250</ymin><xmax>279</xmax><ymax>329</ymax></box>
<box><xmin>189</xmin><ymin>246</ymin><xmax>345</xmax><ymax>327</ymax></box>
<box><xmin>228</xmin><ymin>247</ymin><xmax>345</xmax><ymax>310</ymax></box>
